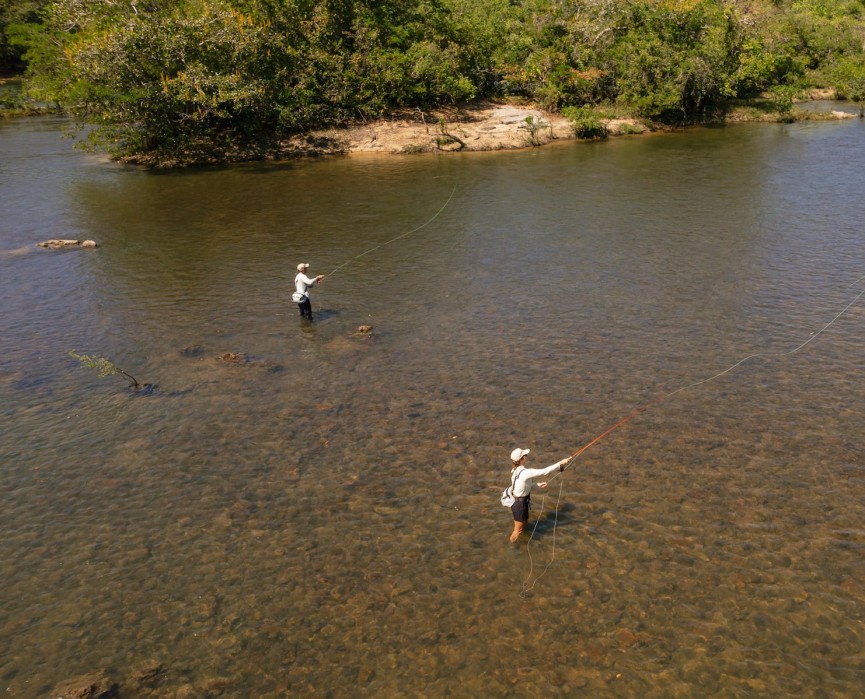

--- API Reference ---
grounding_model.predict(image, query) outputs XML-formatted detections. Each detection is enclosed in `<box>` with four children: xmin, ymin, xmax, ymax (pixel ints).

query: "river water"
<box><xmin>1</xmin><ymin>108</ymin><xmax>864</xmax><ymax>697</ymax></box>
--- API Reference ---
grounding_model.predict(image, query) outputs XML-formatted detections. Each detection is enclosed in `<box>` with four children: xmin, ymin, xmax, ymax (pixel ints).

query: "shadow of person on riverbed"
<box><xmin>298</xmin><ymin>307</ymin><xmax>339</xmax><ymax>327</ymax></box>
<box><xmin>527</xmin><ymin>502</ymin><xmax>581</xmax><ymax>539</ymax></box>
<box><xmin>310</xmin><ymin>308</ymin><xmax>339</xmax><ymax>322</ymax></box>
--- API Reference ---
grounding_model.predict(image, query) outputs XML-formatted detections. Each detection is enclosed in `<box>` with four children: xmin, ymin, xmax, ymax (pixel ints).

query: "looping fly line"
<box><xmin>324</xmin><ymin>184</ymin><xmax>457</xmax><ymax>280</ymax></box>
<box><xmin>520</xmin><ymin>278</ymin><xmax>865</xmax><ymax>597</ymax></box>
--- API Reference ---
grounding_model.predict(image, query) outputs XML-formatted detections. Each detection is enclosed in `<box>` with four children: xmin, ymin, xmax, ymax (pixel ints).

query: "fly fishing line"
<box><xmin>323</xmin><ymin>184</ymin><xmax>457</xmax><ymax>280</ymax></box>
<box><xmin>519</xmin><ymin>278</ymin><xmax>865</xmax><ymax>595</ymax></box>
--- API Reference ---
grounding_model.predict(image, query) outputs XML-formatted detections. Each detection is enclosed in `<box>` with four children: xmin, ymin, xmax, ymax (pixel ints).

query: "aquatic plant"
<box><xmin>68</xmin><ymin>349</ymin><xmax>147</xmax><ymax>391</ymax></box>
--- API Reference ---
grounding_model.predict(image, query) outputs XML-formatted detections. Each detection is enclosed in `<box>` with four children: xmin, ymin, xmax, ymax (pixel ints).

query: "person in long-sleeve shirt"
<box><xmin>508</xmin><ymin>447</ymin><xmax>570</xmax><ymax>542</ymax></box>
<box><xmin>294</xmin><ymin>262</ymin><xmax>324</xmax><ymax>320</ymax></box>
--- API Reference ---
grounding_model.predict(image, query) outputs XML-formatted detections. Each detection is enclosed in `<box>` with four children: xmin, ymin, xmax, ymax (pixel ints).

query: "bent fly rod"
<box><xmin>521</xmin><ymin>276</ymin><xmax>865</xmax><ymax>595</ymax></box>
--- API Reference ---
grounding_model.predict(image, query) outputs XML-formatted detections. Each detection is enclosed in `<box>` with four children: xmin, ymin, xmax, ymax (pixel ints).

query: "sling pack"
<box><xmin>500</xmin><ymin>466</ymin><xmax>524</xmax><ymax>507</ymax></box>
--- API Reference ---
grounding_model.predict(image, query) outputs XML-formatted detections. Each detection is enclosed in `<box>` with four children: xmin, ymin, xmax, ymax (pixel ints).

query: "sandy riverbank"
<box><xmin>279</xmin><ymin>101</ymin><xmax>646</xmax><ymax>157</ymax></box>
<box><xmin>278</xmin><ymin>94</ymin><xmax>857</xmax><ymax>158</ymax></box>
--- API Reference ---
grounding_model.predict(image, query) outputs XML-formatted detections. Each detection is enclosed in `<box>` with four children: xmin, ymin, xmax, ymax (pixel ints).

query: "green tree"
<box><xmin>784</xmin><ymin>0</ymin><xmax>865</xmax><ymax>68</ymax></box>
<box><xmin>11</xmin><ymin>0</ymin><xmax>865</xmax><ymax>163</ymax></box>
<box><xmin>731</xmin><ymin>36</ymin><xmax>802</xmax><ymax>97</ymax></box>
<box><xmin>767</xmin><ymin>83</ymin><xmax>797</xmax><ymax>121</ymax></box>
<box><xmin>0</xmin><ymin>0</ymin><xmax>44</xmax><ymax>73</ymax></box>
<box><xmin>20</xmin><ymin>0</ymin><xmax>477</xmax><ymax>164</ymax></box>
<box><xmin>443</xmin><ymin>0</ymin><xmax>521</xmax><ymax>96</ymax></box>
<box><xmin>24</xmin><ymin>1</ymin><xmax>291</xmax><ymax>163</ymax></box>
<box><xmin>834</xmin><ymin>56</ymin><xmax>865</xmax><ymax>115</ymax></box>
<box><xmin>604</xmin><ymin>1</ymin><xmax>739</xmax><ymax>121</ymax></box>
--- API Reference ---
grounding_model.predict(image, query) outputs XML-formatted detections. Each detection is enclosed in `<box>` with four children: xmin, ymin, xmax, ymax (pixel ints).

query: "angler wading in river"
<box><xmin>293</xmin><ymin>262</ymin><xmax>324</xmax><ymax>320</ymax></box>
<box><xmin>504</xmin><ymin>448</ymin><xmax>571</xmax><ymax>542</ymax></box>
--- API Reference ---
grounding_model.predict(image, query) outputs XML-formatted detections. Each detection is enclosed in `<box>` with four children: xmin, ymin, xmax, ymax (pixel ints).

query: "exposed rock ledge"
<box><xmin>280</xmin><ymin>102</ymin><xmax>645</xmax><ymax>156</ymax></box>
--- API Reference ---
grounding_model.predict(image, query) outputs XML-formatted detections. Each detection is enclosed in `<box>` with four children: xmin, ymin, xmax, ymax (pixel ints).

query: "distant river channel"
<box><xmin>1</xmin><ymin>106</ymin><xmax>864</xmax><ymax>698</ymax></box>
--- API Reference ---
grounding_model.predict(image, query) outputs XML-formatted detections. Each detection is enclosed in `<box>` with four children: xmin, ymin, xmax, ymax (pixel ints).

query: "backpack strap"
<box><xmin>509</xmin><ymin>466</ymin><xmax>524</xmax><ymax>497</ymax></box>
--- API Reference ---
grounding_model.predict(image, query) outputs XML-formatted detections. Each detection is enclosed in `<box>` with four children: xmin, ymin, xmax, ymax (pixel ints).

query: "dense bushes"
<box><xmin>4</xmin><ymin>0</ymin><xmax>865</xmax><ymax>163</ymax></box>
<box><xmin>562</xmin><ymin>105</ymin><xmax>609</xmax><ymax>139</ymax></box>
<box><xmin>833</xmin><ymin>55</ymin><xmax>865</xmax><ymax>114</ymax></box>
<box><xmin>0</xmin><ymin>0</ymin><xmax>44</xmax><ymax>73</ymax></box>
<box><xmin>12</xmin><ymin>0</ymin><xmax>483</xmax><ymax>162</ymax></box>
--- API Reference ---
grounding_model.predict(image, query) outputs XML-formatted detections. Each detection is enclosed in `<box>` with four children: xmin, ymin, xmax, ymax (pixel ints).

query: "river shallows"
<box><xmin>1</xmin><ymin>111</ymin><xmax>864</xmax><ymax>697</ymax></box>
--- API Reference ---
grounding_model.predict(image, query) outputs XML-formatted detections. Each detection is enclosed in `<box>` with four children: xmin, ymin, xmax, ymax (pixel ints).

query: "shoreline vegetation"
<box><xmin>2</xmin><ymin>88</ymin><xmax>857</xmax><ymax>168</ymax></box>
<box><xmin>2</xmin><ymin>1</ymin><xmax>864</xmax><ymax>167</ymax></box>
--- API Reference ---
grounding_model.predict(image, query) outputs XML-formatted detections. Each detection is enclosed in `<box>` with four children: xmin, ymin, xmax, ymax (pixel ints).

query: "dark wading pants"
<box><xmin>511</xmin><ymin>495</ymin><xmax>531</xmax><ymax>523</ymax></box>
<box><xmin>298</xmin><ymin>297</ymin><xmax>313</xmax><ymax>320</ymax></box>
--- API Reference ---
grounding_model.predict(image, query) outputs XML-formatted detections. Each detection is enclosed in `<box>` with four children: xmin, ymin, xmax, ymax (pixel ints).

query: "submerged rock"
<box><xmin>37</xmin><ymin>239</ymin><xmax>98</xmax><ymax>249</ymax></box>
<box><xmin>51</xmin><ymin>671</ymin><xmax>117</xmax><ymax>699</ymax></box>
<box><xmin>129</xmin><ymin>659</ymin><xmax>166</xmax><ymax>688</ymax></box>
<box><xmin>218</xmin><ymin>352</ymin><xmax>247</xmax><ymax>363</ymax></box>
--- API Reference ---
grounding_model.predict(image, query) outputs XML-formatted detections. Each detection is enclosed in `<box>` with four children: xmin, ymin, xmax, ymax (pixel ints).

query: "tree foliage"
<box><xmin>7</xmin><ymin>0</ymin><xmax>865</xmax><ymax>163</ymax></box>
<box><xmin>833</xmin><ymin>55</ymin><xmax>865</xmax><ymax>114</ymax></box>
<box><xmin>17</xmin><ymin>0</ymin><xmax>478</xmax><ymax>163</ymax></box>
<box><xmin>0</xmin><ymin>0</ymin><xmax>46</xmax><ymax>72</ymax></box>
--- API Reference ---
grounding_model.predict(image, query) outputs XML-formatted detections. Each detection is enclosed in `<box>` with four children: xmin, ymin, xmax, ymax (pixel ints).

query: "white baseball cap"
<box><xmin>510</xmin><ymin>447</ymin><xmax>530</xmax><ymax>462</ymax></box>
<box><xmin>297</xmin><ymin>262</ymin><xmax>310</xmax><ymax>271</ymax></box>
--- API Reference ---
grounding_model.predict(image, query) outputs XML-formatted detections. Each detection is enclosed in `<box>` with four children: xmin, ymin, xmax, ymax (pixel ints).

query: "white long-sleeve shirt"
<box><xmin>294</xmin><ymin>272</ymin><xmax>317</xmax><ymax>299</ymax></box>
<box><xmin>512</xmin><ymin>461</ymin><xmax>561</xmax><ymax>497</ymax></box>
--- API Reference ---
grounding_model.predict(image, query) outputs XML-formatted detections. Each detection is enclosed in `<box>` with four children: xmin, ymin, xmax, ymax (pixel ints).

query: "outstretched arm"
<box><xmin>532</xmin><ymin>458</ymin><xmax>571</xmax><ymax>489</ymax></box>
<box><xmin>521</xmin><ymin>459</ymin><xmax>569</xmax><ymax>480</ymax></box>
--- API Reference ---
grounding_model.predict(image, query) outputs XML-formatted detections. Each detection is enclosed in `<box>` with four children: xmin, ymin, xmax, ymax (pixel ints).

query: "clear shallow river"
<box><xmin>1</xmin><ymin>108</ymin><xmax>864</xmax><ymax>698</ymax></box>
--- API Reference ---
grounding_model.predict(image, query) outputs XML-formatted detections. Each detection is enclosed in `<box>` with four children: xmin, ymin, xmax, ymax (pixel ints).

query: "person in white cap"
<box><xmin>294</xmin><ymin>263</ymin><xmax>324</xmax><ymax>320</ymax></box>
<box><xmin>508</xmin><ymin>447</ymin><xmax>570</xmax><ymax>542</ymax></box>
